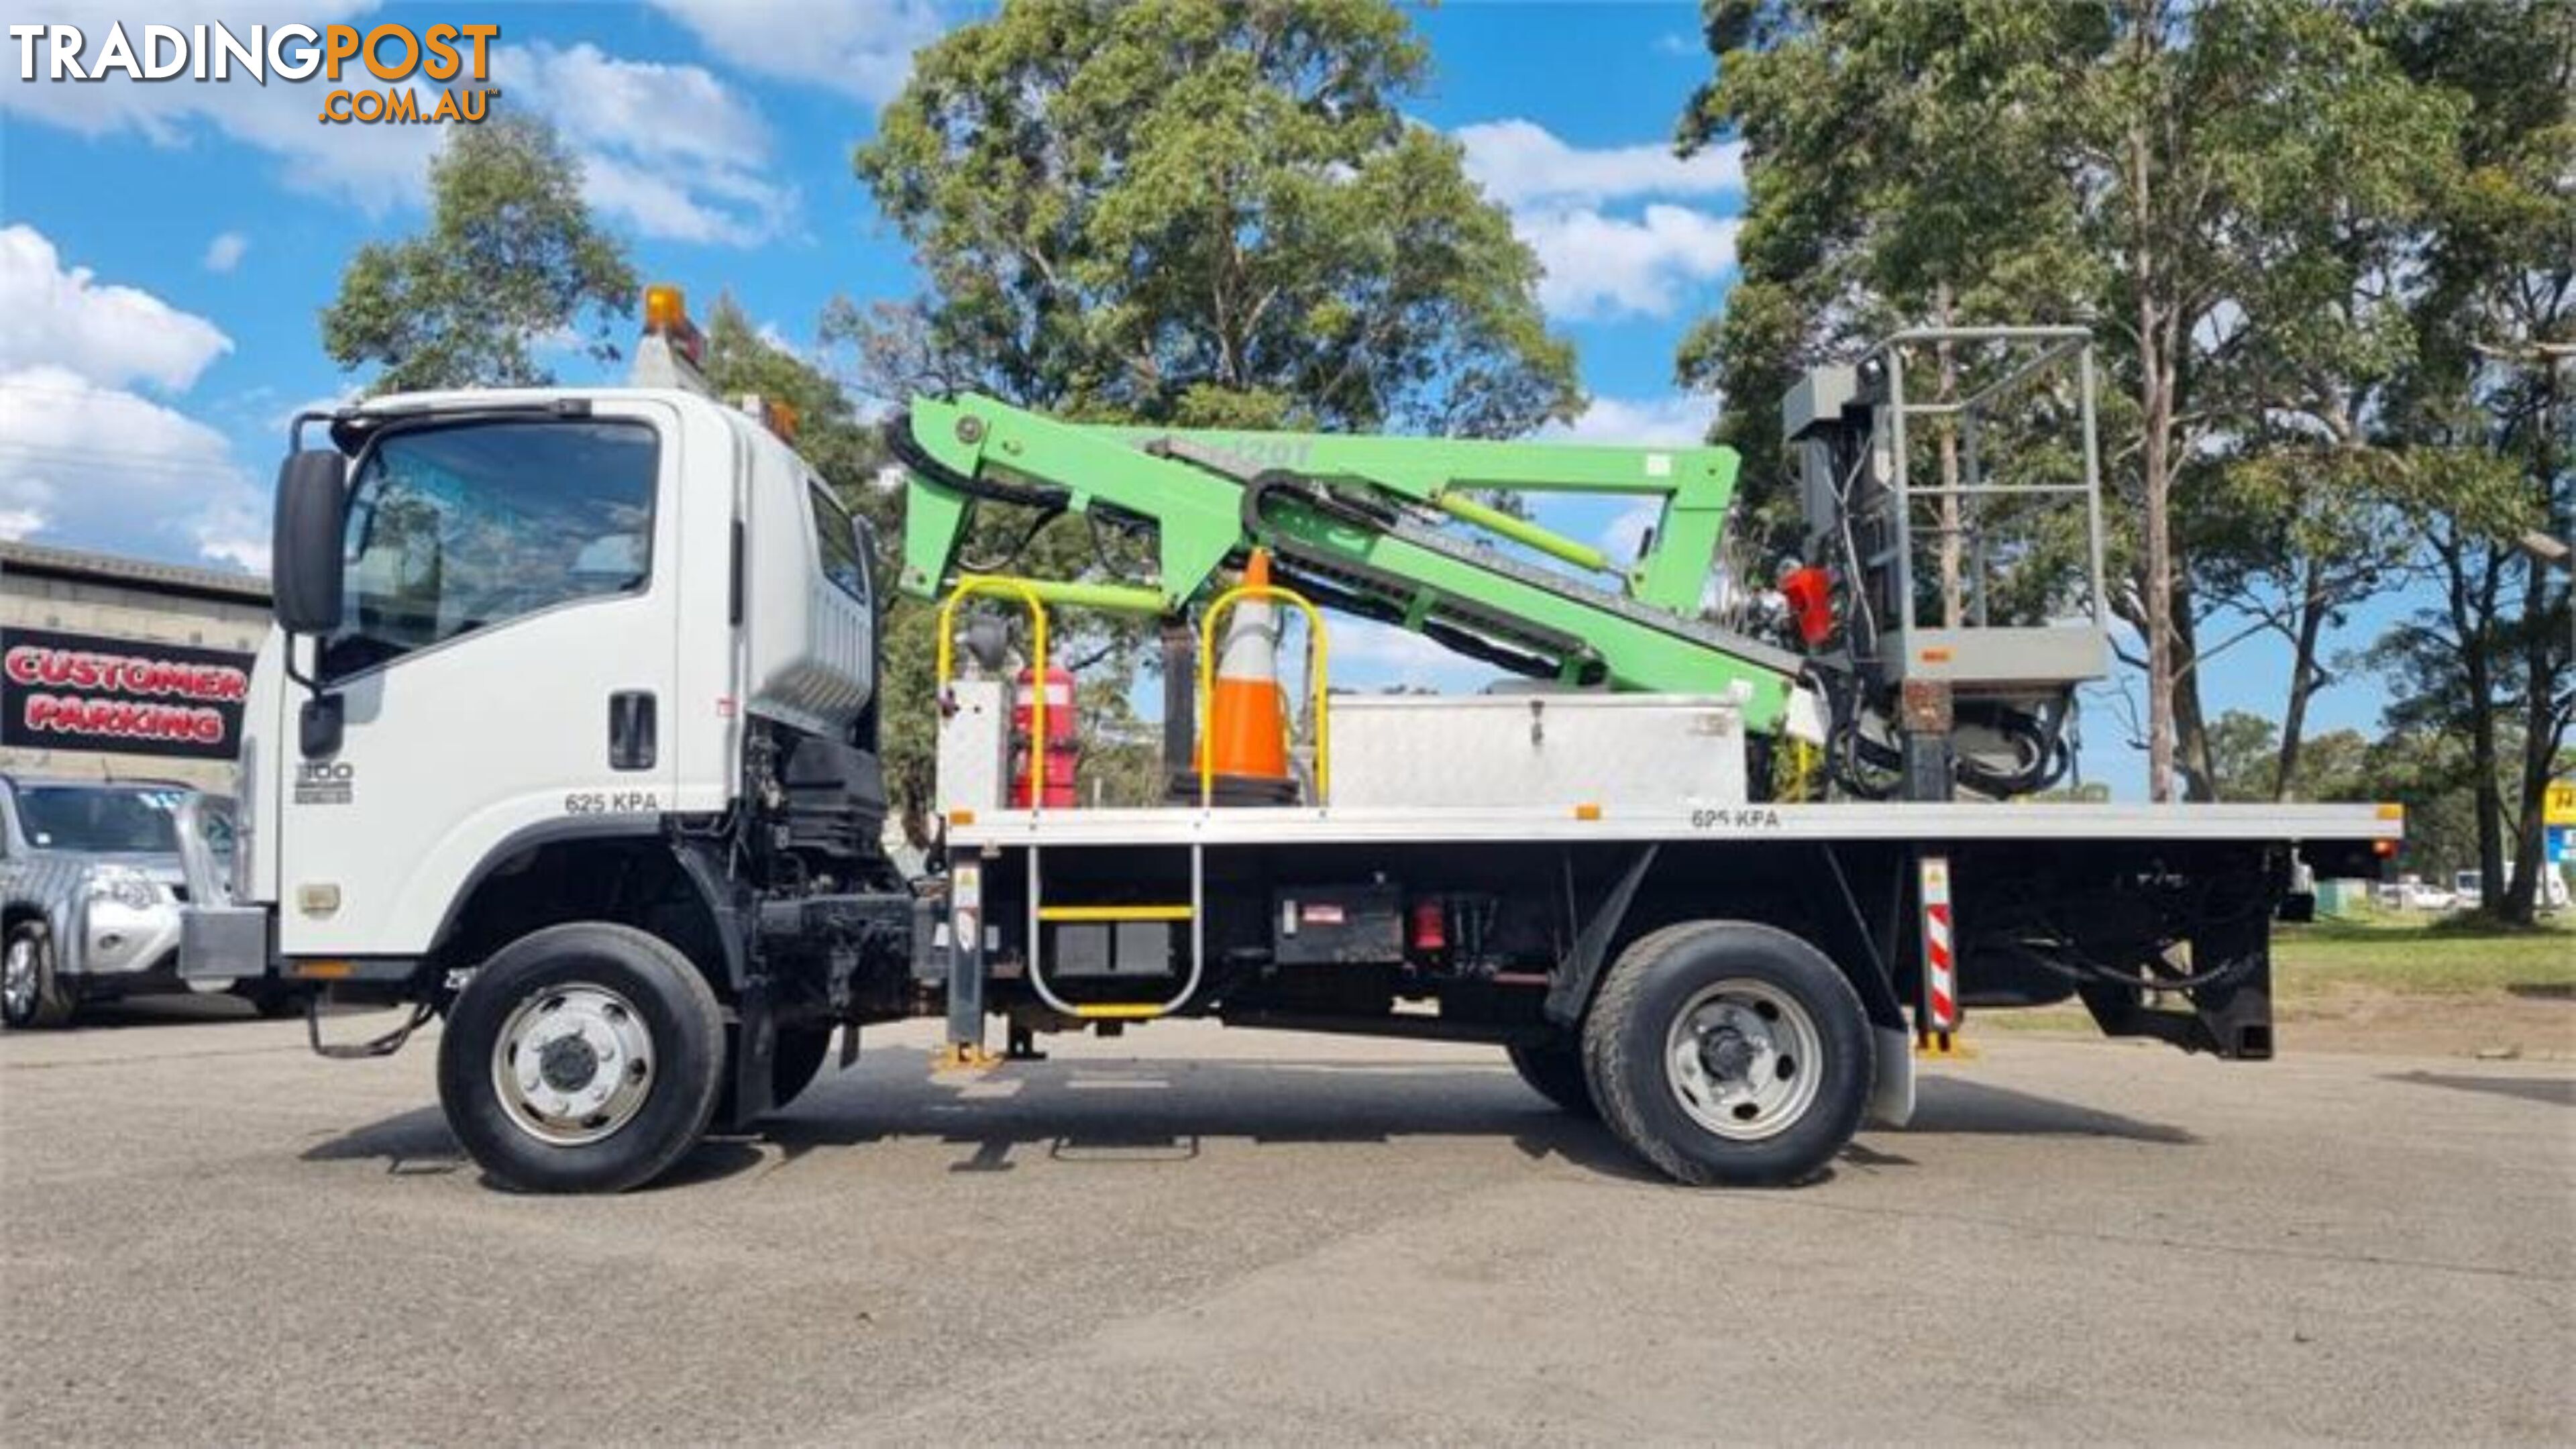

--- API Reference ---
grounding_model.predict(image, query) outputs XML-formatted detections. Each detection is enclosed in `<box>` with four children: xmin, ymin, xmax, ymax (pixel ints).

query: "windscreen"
<box><xmin>322</xmin><ymin>419</ymin><xmax>659</xmax><ymax>680</ymax></box>
<box><xmin>14</xmin><ymin>786</ymin><xmax>183</xmax><ymax>853</ymax></box>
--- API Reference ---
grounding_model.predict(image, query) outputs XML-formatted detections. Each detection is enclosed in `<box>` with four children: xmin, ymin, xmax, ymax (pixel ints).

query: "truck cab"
<box><xmin>234</xmin><ymin>378</ymin><xmax>875</xmax><ymax>959</ymax></box>
<box><xmin>190</xmin><ymin>296</ymin><xmax>913</xmax><ymax>1185</ymax></box>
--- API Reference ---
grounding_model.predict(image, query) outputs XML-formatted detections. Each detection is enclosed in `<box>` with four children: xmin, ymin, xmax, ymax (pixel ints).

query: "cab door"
<box><xmin>276</xmin><ymin>401</ymin><xmax>685</xmax><ymax>959</ymax></box>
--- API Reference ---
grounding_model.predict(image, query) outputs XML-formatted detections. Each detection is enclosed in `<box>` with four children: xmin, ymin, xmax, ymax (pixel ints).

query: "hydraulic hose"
<box><xmin>881</xmin><ymin>410</ymin><xmax>1073</xmax><ymax>512</ymax></box>
<box><xmin>883</xmin><ymin>408</ymin><xmax>1071</xmax><ymax>574</ymax></box>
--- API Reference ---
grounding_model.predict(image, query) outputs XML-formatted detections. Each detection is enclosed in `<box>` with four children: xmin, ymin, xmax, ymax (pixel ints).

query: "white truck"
<box><xmin>182</xmin><ymin>294</ymin><xmax>2398</xmax><ymax>1192</ymax></box>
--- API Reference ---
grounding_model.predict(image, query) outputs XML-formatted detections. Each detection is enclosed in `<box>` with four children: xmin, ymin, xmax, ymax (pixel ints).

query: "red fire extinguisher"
<box><xmin>1779</xmin><ymin>564</ymin><xmax>1836</xmax><ymax>648</ymax></box>
<box><xmin>1012</xmin><ymin>665</ymin><xmax>1080</xmax><ymax>808</ymax></box>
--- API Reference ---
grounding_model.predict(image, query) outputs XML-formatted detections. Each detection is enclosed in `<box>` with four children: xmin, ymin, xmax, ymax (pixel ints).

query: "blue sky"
<box><xmin>0</xmin><ymin>1</ymin><xmax>2401</xmax><ymax>796</ymax></box>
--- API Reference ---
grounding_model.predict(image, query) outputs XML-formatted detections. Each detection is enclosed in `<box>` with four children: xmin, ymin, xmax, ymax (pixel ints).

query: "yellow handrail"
<box><xmin>1196</xmin><ymin>583</ymin><xmax>1330</xmax><ymax>808</ymax></box>
<box><xmin>936</xmin><ymin>574</ymin><xmax>1053</xmax><ymax>811</ymax></box>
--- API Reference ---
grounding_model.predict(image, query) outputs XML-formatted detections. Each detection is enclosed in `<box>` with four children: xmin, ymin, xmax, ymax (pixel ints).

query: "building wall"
<box><xmin>1</xmin><ymin>564</ymin><xmax>271</xmax><ymax>793</ymax></box>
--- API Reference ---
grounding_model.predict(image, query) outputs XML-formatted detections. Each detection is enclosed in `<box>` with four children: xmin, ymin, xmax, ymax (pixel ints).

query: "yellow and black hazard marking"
<box><xmin>930</xmin><ymin>1042</ymin><xmax>1002</xmax><ymax>1073</ymax></box>
<box><xmin>1913</xmin><ymin>1029</ymin><xmax>1978</xmax><ymax>1061</ymax></box>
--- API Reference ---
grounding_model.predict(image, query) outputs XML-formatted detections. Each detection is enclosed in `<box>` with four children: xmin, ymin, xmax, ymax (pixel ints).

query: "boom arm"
<box><xmin>891</xmin><ymin>393</ymin><xmax>1804</xmax><ymax>732</ymax></box>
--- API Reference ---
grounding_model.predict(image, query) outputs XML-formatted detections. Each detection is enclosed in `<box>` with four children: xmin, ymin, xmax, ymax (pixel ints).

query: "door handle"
<box><xmin>609</xmin><ymin>691</ymin><xmax>657</xmax><ymax>771</ymax></box>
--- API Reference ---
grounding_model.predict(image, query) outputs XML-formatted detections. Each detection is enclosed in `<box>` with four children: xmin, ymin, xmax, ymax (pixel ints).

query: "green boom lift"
<box><xmin>889</xmin><ymin>392</ymin><xmax>1808</xmax><ymax>734</ymax></box>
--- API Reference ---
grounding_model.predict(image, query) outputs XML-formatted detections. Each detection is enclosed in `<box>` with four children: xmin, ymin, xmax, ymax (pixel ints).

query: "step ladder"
<box><xmin>1024</xmin><ymin>844</ymin><xmax>1205</xmax><ymax>1022</ymax></box>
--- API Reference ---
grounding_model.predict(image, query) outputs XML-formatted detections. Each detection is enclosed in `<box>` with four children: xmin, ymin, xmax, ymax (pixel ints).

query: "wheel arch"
<box><xmin>3</xmin><ymin>894</ymin><xmax>74</xmax><ymax>962</ymax></box>
<box><xmin>1550</xmin><ymin>841</ymin><xmax>1912</xmax><ymax>1035</ymax></box>
<box><xmin>424</xmin><ymin>820</ymin><xmax>745</xmax><ymax>998</ymax></box>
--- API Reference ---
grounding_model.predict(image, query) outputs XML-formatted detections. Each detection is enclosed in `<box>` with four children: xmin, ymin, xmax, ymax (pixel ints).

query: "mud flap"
<box><xmin>1867</xmin><ymin>1024</ymin><xmax>1915</xmax><ymax>1128</ymax></box>
<box><xmin>721</xmin><ymin>985</ymin><xmax>777</xmax><ymax>1130</ymax></box>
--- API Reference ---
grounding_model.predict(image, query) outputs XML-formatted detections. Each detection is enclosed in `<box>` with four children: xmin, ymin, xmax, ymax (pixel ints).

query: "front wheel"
<box><xmin>1582</xmin><ymin>921</ymin><xmax>1872</xmax><ymax>1187</ymax></box>
<box><xmin>435</xmin><ymin>922</ymin><xmax>727</xmax><ymax>1193</ymax></box>
<box><xmin>2</xmin><ymin>922</ymin><xmax>75</xmax><ymax>1030</ymax></box>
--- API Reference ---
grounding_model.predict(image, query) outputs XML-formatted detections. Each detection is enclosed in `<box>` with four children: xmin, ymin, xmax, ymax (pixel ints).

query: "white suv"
<box><xmin>0</xmin><ymin>777</ymin><xmax>297</xmax><ymax>1028</ymax></box>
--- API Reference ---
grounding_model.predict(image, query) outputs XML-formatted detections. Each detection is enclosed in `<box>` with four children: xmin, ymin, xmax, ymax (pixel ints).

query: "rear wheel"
<box><xmin>1582</xmin><ymin>921</ymin><xmax>1871</xmax><ymax>1187</ymax></box>
<box><xmin>1506</xmin><ymin>1038</ymin><xmax>1595</xmax><ymax>1118</ymax></box>
<box><xmin>435</xmin><ymin>922</ymin><xmax>726</xmax><ymax>1193</ymax></box>
<box><xmin>2</xmin><ymin>923</ymin><xmax>74</xmax><ymax>1030</ymax></box>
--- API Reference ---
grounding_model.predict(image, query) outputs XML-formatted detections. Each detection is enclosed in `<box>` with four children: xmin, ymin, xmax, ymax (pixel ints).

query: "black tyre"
<box><xmin>1582</xmin><ymin>921</ymin><xmax>1871</xmax><ymax>1187</ymax></box>
<box><xmin>2</xmin><ymin>922</ymin><xmax>75</xmax><ymax>1030</ymax></box>
<box><xmin>435</xmin><ymin>922</ymin><xmax>727</xmax><ymax>1193</ymax></box>
<box><xmin>1506</xmin><ymin>1038</ymin><xmax>1596</xmax><ymax>1118</ymax></box>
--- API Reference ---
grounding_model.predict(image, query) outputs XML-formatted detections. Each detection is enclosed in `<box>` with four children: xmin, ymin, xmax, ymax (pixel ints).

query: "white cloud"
<box><xmin>0</xmin><ymin>3</ymin><xmax>443</xmax><ymax>212</ymax></box>
<box><xmin>506</xmin><ymin>42</ymin><xmax>796</xmax><ymax>246</ymax></box>
<box><xmin>265</xmin><ymin>389</ymin><xmax>360</xmax><ymax>433</ymax></box>
<box><xmin>1454</xmin><ymin>120</ymin><xmax>1744</xmax><ymax>322</ymax></box>
<box><xmin>1454</xmin><ymin>119</ymin><xmax>1740</xmax><ymax>210</ymax></box>
<box><xmin>203</xmin><ymin>230</ymin><xmax>248</xmax><ymax>273</ymax></box>
<box><xmin>1539</xmin><ymin>392</ymin><xmax>1722</xmax><ymax>447</ymax></box>
<box><xmin>1653</xmin><ymin>32</ymin><xmax>1700</xmax><ymax>58</ymax></box>
<box><xmin>1597</xmin><ymin>502</ymin><xmax>1660</xmax><ymax>563</ymax></box>
<box><xmin>1534</xmin><ymin>395</ymin><xmax>1723</xmax><ymax>563</ymax></box>
<box><xmin>1517</xmin><ymin>205</ymin><xmax>1741</xmax><ymax>320</ymax></box>
<box><xmin>645</xmin><ymin>0</ymin><xmax>943</xmax><ymax>103</ymax></box>
<box><xmin>2</xmin><ymin>13</ymin><xmax>794</xmax><ymax>246</ymax></box>
<box><xmin>0</xmin><ymin>226</ymin><xmax>265</xmax><ymax>569</ymax></box>
<box><xmin>1327</xmin><ymin>619</ymin><xmax>1492</xmax><ymax>694</ymax></box>
<box><xmin>0</xmin><ymin>225</ymin><xmax>234</xmax><ymax>392</ymax></box>
<box><xmin>0</xmin><ymin>365</ymin><xmax>268</xmax><ymax>570</ymax></box>
<box><xmin>187</xmin><ymin>484</ymin><xmax>272</xmax><ymax>572</ymax></box>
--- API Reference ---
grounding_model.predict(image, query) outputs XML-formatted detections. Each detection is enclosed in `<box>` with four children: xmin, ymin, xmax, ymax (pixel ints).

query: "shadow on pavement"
<box><xmin>302</xmin><ymin>1104</ymin><xmax>458</xmax><ymax>1173</ymax></box>
<box><xmin>50</xmin><ymin>995</ymin><xmax>270</xmax><ymax>1030</ymax></box>
<box><xmin>2384</xmin><ymin>1071</ymin><xmax>2576</xmax><ymax>1108</ymax></box>
<box><xmin>1904</xmin><ymin>1076</ymin><xmax>2198</xmax><ymax>1144</ymax></box>
<box><xmin>301</xmin><ymin>1046</ymin><xmax>2204</xmax><ymax>1188</ymax></box>
<box><xmin>44</xmin><ymin>994</ymin><xmax>367</xmax><ymax>1032</ymax></box>
<box><xmin>755</xmin><ymin>1048</ymin><xmax>1664</xmax><ymax>1184</ymax></box>
<box><xmin>303</xmin><ymin>1047</ymin><xmax>1656</xmax><ymax>1187</ymax></box>
<box><xmin>2506</xmin><ymin>981</ymin><xmax>2573</xmax><ymax>1002</ymax></box>
<box><xmin>299</xmin><ymin>1104</ymin><xmax>773</xmax><ymax>1187</ymax></box>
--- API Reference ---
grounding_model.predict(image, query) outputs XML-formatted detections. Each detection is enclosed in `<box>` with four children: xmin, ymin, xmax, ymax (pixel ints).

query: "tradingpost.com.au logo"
<box><xmin>10</xmin><ymin>21</ymin><xmax>501</xmax><ymax>125</ymax></box>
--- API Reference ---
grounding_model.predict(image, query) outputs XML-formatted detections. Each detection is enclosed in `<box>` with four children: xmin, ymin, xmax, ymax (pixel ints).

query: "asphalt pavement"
<box><xmin>3</xmin><ymin>999</ymin><xmax>2570</xmax><ymax>1444</ymax></box>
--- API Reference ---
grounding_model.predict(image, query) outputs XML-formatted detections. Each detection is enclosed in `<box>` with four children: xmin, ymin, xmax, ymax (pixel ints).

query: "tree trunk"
<box><xmin>2273</xmin><ymin>574</ymin><xmax>2328</xmax><ymax>802</ymax></box>
<box><xmin>2124</xmin><ymin>9</ymin><xmax>2182</xmax><ymax>804</ymax></box>
<box><xmin>2505</xmin><ymin>344</ymin><xmax>2571</xmax><ymax>924</ymax></box>
<box><xmin>2503</xmin><ymin>687</ymin><xmax>2551</xmax><ymax>926</ymax></box>
<box><xmin>2137</xmin><ymin>264</ymin><xmax>2179</xmax><ymax>800</ymax></box>
<box><xmin>1935</xmin><ymin>285</ymin><xmax>1964</xmax><ymax>627</ymax></box>
<box><xmin>2461</xmin><ymin>546</ymin><xmax>2508</xmax><ymax>915</ymax></box>
<box><xmin>2169</xmin><ymin>589</ymin><xmax>2218</xmax><ymax>802</ymax></box>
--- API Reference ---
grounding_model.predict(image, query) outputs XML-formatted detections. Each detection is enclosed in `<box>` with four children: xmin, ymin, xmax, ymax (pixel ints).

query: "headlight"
<box><xmin>86</xmin><ymin>867</ymin><xmax>162</xmax><ymax>911</ymax></box>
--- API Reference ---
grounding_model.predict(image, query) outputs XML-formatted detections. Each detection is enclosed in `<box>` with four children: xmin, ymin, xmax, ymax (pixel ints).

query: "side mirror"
<box><xmin>300</xmin><ymin>693</ymin><xmax>345</xmax><ymax>759</ymax></box>
<box><xmin>271</xmin><ymin>449</ymin><xmax>347</xmax><ymax>635</ymax></box>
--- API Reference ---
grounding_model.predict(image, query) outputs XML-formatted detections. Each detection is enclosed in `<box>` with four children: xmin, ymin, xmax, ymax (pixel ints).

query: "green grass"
<box><xmin>1980</xmin><ymin>914</ymin><xmax>2574</xmax><ymax>1033</ymax></box>
<box><xmin>2271</xmin><ymin>914</ymin><xmax>2575</xmax><ymax>1000</ymax></box>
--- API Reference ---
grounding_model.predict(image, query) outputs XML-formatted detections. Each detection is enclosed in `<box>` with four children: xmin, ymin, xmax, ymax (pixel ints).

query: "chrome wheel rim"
<box><xmin>3</xmin><ymin>938</ymin><xmax>36</xmax><ymax>1021</ymax></box>
<box><xmin>490</xmin><ymin>983</ymin><xmax>656</xmax><ymax>1146</ymax></box>
<box><xmin>1664</xmin><ymin>979</ymin><xmax>1824</xmax><ymax>1141</ymax></box>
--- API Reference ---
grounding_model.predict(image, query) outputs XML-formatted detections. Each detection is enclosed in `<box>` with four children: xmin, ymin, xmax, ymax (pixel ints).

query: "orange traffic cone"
<box><xmin>1203</xmin><ymin>549</ymin><xmax>1296</xmax><ymax>802</ymax></box>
